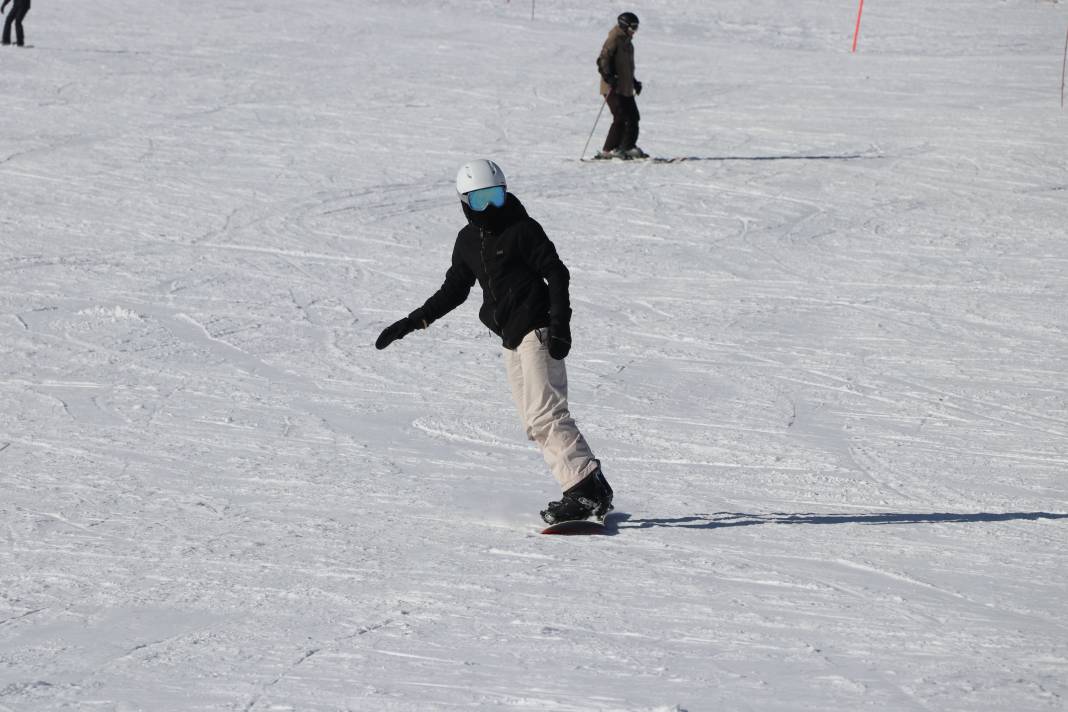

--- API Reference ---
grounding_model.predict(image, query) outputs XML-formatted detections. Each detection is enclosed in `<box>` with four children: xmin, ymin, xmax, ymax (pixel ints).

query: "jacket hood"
<box><xmin>461</xmin><ymin>192</ymin><xmax>528</xmax><ymax>233</ymax></box>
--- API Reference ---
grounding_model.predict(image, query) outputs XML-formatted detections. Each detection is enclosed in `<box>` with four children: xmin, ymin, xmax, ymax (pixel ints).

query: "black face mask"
<box><xmin>462</xmin><ymin>194</ymin><xmax>513</xmax><ymax>233</ymax></box>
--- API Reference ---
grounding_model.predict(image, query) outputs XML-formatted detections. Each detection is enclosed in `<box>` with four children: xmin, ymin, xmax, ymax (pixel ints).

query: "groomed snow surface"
<box><xmin>2</xmin><ymin>0</ymin><xmax>1067</xmax><ymax>710</ymax></box>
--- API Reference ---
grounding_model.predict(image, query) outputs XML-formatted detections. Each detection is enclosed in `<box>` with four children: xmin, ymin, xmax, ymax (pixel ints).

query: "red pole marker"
<box><xmin>852</xmin><ymin>0</ymin><xmax>865</xmax><ymax>53</ymax></box>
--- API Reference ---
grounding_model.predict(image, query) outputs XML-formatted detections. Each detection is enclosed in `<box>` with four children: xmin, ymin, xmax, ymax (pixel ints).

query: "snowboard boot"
<box><xmin>540</xmin><ymin>468</ymin><xmax>614</xmax><ymax>524</ymax></box>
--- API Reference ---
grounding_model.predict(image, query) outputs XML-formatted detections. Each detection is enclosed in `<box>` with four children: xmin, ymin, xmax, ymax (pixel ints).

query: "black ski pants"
<box><xmin>2</xmin><ymin>0</ymin><xmax>30</xmax><ymax>46</ymax></box>
<box><xmin>602</xmin><ymin>93</ymin><xmax>640</xmax><ymax>152</ymax></box>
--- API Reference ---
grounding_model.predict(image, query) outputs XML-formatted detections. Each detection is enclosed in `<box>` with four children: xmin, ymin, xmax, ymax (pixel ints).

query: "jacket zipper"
<box><xmin>480</xmin><ymin>228</ymin><xmax>499</xmax><ymax>325</ymax></box>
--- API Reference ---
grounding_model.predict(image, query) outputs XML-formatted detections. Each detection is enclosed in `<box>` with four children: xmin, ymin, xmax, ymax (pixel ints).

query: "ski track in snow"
<box><xmin>1</xmin><ymin>0</ymin><xmax>1067</xmax><ymax>710</ymax></box>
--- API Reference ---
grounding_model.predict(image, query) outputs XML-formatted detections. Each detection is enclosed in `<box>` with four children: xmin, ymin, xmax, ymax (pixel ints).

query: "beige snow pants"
<box><xmin>503</xmin><ymin>328</ymin><xmax>599</xmax><ymax>491</ymax></box>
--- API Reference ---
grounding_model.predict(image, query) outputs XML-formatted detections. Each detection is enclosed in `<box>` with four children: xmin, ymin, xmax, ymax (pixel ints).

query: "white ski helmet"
<box><xmin>455</xmin><ymin>159</ymin><xmax>506</xmax><ymax>198</ymax></box>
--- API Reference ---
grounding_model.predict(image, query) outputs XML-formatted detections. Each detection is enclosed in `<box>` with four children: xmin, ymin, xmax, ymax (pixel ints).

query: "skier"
<box><xmin>374</xmin><ymin>159</ymin><xmax>614</xmax><ymax>525</ymax></box>
<box><xmin>595</xmin><ymin>11</ymin><xmax>646</xmax><ymax>160</ymax></box>
<box><xmin>1</xmin><ymin>0</ymin><xmax>30</xmax><ymax>47</ymax></box>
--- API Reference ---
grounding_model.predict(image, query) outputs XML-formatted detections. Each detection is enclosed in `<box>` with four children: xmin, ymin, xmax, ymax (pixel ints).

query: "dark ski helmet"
<box><xmin>617</xmin><ymin>12</ymin><xmax>639</xmax><ymax>31</ymax></box>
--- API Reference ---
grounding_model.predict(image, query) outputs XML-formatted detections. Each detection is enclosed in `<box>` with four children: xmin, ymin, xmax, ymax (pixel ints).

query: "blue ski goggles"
<box><xmin>461</xmin><ymin>185</ymin><xmax>507</xmax><ymax>212</ymax></box>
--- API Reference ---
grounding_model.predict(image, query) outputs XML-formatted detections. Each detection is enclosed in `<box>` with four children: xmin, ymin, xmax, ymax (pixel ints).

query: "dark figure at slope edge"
<box><xmin>1</xmin><ymin>0</ymin><xmax>30</xmax><ymax>47</ymax></box>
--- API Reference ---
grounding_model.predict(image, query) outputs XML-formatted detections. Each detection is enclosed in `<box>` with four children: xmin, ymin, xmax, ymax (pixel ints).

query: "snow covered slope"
<box><xmin>1</xmin><ymin>1</ymin><xmax>1066</xmax><ymax>709</ymax></box>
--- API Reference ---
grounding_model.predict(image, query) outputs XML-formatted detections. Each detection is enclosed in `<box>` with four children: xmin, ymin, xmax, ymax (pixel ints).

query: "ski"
<box><xmin>581</xmin><ymin>155</ymin><xmax>695</xmax><ymax>164</ymax></box>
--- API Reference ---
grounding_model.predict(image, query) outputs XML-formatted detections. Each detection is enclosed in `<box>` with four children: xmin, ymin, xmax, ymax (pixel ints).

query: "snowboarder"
<box><xmin>374</xmin><ymin>159</ymin><xmax>614</xmax><ymax>525</ymax></box>
<box><xmin>1</xmin><ymin>0</ymin><xmax>30</xmax><ymax>47</ymax></box>
<box><xmin>595</xmin><ymin>11</ymin><xmax>646</xmax><ymax>160</ymax></box>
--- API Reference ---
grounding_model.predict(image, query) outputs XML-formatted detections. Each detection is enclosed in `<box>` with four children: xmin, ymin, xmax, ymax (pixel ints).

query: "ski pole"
<box><xmin>580</xmin><ymin>96</ymin><xmax>608</xmax><ymax>160</ymax></box>
<box><xmin>1061</xmin><ymin>25</ymin><xmax>1067</xmax><ymax>109</ymax></box>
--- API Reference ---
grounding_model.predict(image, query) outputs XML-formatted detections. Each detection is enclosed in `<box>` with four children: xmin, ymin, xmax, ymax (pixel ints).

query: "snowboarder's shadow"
<box><xmin>614</xmin><ymin>511</ymin><xmax>1068</xmax><ymax>530</ymax></box>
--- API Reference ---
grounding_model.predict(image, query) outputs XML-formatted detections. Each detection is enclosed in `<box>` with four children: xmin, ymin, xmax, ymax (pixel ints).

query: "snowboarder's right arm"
<box><xmin>375</xmin><ymin>241</ymin><xmax>475</xmax><ymax>350</ymax></box>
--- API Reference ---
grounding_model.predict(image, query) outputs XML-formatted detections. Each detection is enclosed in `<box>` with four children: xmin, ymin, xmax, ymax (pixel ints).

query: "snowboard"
<box><xmin>541</xmin><ymin>513</ymin><xmax>610</xmax><ymax>535</ymax></box>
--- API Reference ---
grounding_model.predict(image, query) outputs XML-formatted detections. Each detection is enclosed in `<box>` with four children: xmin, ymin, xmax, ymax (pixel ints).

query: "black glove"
<box><xmin>601</xmin><ymin>73</ymin><xmax>618</xmax><ymax>87</ymax></box>
<box><xmin>547</xmin><ymin>322</ymin><xmax>571</xmax><ymax>360</ymax></box>
<box><xmin>375</xmin><ymin>316</ymin><xmax>417</xmax><ymax>350</ymax></box>
<box><xmin>634</xmin><ymin>80</ymin><xmax>643</xmax><ymax>95</ymax></box>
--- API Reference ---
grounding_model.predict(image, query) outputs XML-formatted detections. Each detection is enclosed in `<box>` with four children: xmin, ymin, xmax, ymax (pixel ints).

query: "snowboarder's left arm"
<box><xmin>520</xmin><ymin>222</ymin><xmax>572</xmax><ymax>359</ymax></box>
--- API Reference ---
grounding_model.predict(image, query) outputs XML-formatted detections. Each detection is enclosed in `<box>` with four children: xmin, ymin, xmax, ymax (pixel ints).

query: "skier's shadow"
<box><xmin>651</xmin><ymin>152</ymin><xmax>874</xmax><ymax>164</ymax></box>
<box><xmin>613</xmin><ymin>511</ymin><xmax>1068</xmax><ymax>531</ymax></box>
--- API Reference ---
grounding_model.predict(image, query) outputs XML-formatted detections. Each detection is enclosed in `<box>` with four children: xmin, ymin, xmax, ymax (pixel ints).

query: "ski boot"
<box><xmin>540</xmin><ymin>468</ymin><xmax>614</xmax><ymax>524</ymax></box>
<box><xmin>621</xmin><ymin>145</ymin><xmax>648</xmax><ymax>159</ymax></box>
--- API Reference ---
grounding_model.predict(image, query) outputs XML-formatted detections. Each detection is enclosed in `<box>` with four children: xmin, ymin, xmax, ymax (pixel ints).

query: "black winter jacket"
<box><xmin>409</xmin><ymin>193</ymin><xmax>571</xmax><ymax>350</ymax></box>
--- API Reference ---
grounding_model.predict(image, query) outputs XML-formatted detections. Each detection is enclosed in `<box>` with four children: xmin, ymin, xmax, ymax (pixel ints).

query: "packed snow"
<box><xmin>2</xmin><ymin>0</ymin><xmax>1067</xmax><ymax>710</ymax></box>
